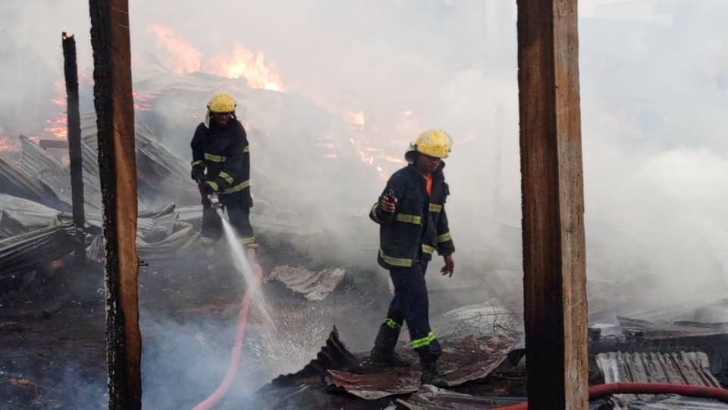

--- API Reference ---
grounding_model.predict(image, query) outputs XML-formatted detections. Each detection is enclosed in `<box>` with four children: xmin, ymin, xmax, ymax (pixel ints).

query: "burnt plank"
<box><xmin>517</xmin><ymin>0</ymin><xmax>589</xmax><ymax>408</ymax></box>
<box><xmin>62</xmin><ymin>32</ymin><xmax>87</xmax><ymax>273</ymax></box>
<box><xmin>88</xmin><ymin>0</ymin><xmax>142</xmax><ymax>408</ymax></box>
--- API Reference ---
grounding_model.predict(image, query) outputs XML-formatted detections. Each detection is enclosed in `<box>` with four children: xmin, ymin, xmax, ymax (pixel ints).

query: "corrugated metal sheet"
<box><xmin>0</xmin><ymin>194</ymin><xmax>62</xmax><ymax>238</ymax></box>
<box><xmin>618</xmin><ymin>316</ymin><xmax>728</xmax><ymax>340</ymax></box>
<box><xmin>268</xmin><ymin>265</ymin><xmax>346</xmax><ymax>301</ymax></box>
<box><xmin>397</xmin><ymin>385</ymin><xmax>525</xmax><ymax>410</ymax></box>
<box><xmin>17</xmin><ymin>135</ymin><xmax>104</xmax><ymax>213</ymax></box>
<box><xmin>79</xmin><ymin>113</ymin><xmax>195</xmax><ymax>190</ymax></box>
<box><xmin>596</xmin><ymin>351</ymin><xmax>727</xmax><ymax>409</ymax></box>
<box><xmin>263</xmin><ymin>326</ymin><xmax>360</xmax><ymax>389</ymax></box>
<box><xmin>326</xmin><ymin>332</ymin><xmax>517</xmax><ymax>400</ymax></box>
<box><xmin>596</xmin><ymin>351</ymin><xmax>721</xmax><ymax>387</ymax></box>
<box><xmin>630</xmin><ymin>395</ymin><xmax>728</xmax><ymax>409</ymax></box>
<box><xmin>0</xmin><ymin>223</ymin><xmax>75</xmax><ymax>279</ymax></box>
<box><xmin>0</xmin><ymin>156</ymin><xmax>70</xmax><ymax>211</ymax></box>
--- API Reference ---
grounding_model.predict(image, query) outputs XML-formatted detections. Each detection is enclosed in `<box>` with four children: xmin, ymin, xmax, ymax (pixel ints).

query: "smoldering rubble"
<box><xmin>2</xmin><ymin>42</ymin><xmax>728</xmax><ymax>409</ymax></box>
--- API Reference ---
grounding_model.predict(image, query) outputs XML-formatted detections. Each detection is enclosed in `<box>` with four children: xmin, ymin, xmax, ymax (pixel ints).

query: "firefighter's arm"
<box><xmin>436</xmin><ymin>206</ymin><xmax>455</xmax><ymax>256</ymax></box>
<box><xmin>190</xmin><ymin>125</ymin><xmax>205</xmax><ymax>181</ymax></box>
<box><xmin>437</xmin><ymin>205</ymin><xmax>455</xmax><ymax>277</ymax></box>
<box><xmin>369</xmin><ymin>177</ymin><xmax>404</xmax><ymax>225</ymax></box>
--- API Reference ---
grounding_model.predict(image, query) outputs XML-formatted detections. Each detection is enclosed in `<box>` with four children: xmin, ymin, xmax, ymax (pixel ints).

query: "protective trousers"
<box><xmin>372</xmin><ymin>261</ymin><xmax>442</xmax><ymax>360</ymax></box>
<box><xmin>200</xmin><ymin>199</ymin><xmax>256</xmax><ymax>249</ymax></box>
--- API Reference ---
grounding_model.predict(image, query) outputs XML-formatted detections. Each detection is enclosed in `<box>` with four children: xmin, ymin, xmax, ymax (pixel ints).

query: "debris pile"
<box><xmin>0</xmin><ymin>70</ymin><xmax>391</xmax><ymax>294</ymax></box>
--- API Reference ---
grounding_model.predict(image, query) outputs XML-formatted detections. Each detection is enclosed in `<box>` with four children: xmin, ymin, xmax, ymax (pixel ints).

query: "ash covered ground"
<box><xmin>0</xmin><ymin>234</ymin><xmax>397</xmax><ymax>409</ymax></box>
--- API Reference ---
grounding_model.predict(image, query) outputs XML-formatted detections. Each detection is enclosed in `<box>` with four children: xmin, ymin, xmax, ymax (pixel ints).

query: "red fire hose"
<box><xmin>493</xmin><ymin>382</ymin><xmax>728</xmax><ymax>410</ymax></box>
<box><xmin>192</xmin><ymin>263</ymin><xmax>263</xmax><ymax>410</ymax></box>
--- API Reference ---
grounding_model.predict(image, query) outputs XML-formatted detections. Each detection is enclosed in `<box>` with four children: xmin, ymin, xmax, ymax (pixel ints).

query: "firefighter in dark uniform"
<box><xmin>190</xmin><ymin>92</ymin><xmax>257</xmax><ymax>267</ymax></box>
<box><xmin>368</xmin><ymin>129</ymin><xmax>455</xmax><ymax>388</ymax></box>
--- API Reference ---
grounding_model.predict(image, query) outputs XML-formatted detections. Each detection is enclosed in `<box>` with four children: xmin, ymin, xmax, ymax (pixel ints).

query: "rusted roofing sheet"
<box><xmin>0</xmin><ymin>223</ymin><xmax>75</xmax><ymax>279</ymax></box>
<box><xmin>629</xmin><ymin>395</ymin><xmax>728</xmax><ymax>410</ymax></box>
<box><xmin>326</xmin><ymin>332</ymin><xmax>517</xmax><ymax>400</ymax></box>
<box><xmin>596</xmin><ymin>351</ymin><xmax>721</xmax><ymax>387</ymax></box>
<box><xmin>596</xmin><ymin>351</ymin><xmax>728</xmax><ymax>409</ymax></box>
<box><xmin>264</xmin><ymin>326</ymin><xmax>360</xmax><ymax>389</ymax></box>
<box><xmin>397</xmin><ymin>385</ymin><xmax>525</xmax><ymax>410</ymax></box>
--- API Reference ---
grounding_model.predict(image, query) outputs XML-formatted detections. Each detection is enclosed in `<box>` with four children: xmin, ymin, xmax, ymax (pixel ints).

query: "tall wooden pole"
<box><xmin>517</xmin><ymin>0</ymin><xmax>589</xmax><ymax>409</ymax></box>
<box><xmin>88</xmin><ymin>0</ymin><xmax>142</xmax><ymax>408</ymax></box>
<box><xmin>61</xmin><ymin>32</ymin><xmax>87</xmax><ymax>273</ymax></box>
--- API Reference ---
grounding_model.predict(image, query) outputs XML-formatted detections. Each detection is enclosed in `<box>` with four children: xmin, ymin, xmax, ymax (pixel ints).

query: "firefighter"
<box><xmin>190</xmin><ymin>92</ymin><xmax>257</xmax><ymax>266</ymax></box>
<box><xmin>368</xmin><ymin>129</ymin><xmax>455</xmax><ymax>388</ymax></box>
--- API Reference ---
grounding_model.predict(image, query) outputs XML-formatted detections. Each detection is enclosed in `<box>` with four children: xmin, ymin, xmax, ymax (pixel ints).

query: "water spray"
<box><xmin>192</xmin><ymin>192</ymin><xmax>272</xmax><ymax>410</ymax></box>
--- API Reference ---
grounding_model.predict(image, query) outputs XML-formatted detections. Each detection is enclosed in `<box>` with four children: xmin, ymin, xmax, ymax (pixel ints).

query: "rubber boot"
<box><xmin>369</xmin><ymin>349</ymin><xmax>412</xmax><ymax>367</ymax></box>
<box><xmin>419</xmin><ymin>355</ymin><xmax>448</xmax><ymax>388</ymax></box>
<box><xmin>369</xmin><ymin>325</ymin><xmax>412</xmax><ymax>367</ymax></box>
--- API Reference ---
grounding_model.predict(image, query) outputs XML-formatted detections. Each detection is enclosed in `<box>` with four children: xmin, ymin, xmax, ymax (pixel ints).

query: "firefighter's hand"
<box><xmin>191</xmin><ymin>167</ymin><xmax>205</xmax><ymax>182</ymax></box>
<box><xmin>380</xmin><ymin>195</ymin><xmax>397</xmax><ymax>213</ymax></box>
<box><xmin>200</xmin><ymin>182</ymin><xmax>215</xmax><ymax>196</ymax></box>
<box><xmin>441</xmin><ymin>255</ymin><xmax>454</xmax><ymax>277</ymax></box>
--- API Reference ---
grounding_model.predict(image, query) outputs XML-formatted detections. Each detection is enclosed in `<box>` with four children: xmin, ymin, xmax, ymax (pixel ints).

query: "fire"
<box><xmin>147</xmin><ymin>24</ymin><xmax>203</xmax><ymax>72</ymax></box>
<box><xmin>45</xmin><ymin>117</ymin><xmax>67</xmax><ymax>139</ymax></box>
<box><xmin>339</xmin><ymin>109</ymin><xmax>419</xmax><ymax>181</ymax></box>
<box><xmin>0</xmin><ymin>135</ymin><xmax>19</xmax><ymax>152</ymax></box>
<box><xmin>316</xmin><ymin>134</ymin><xmax>338</xmax><ymax>159</ymax></box>
<box><xmin>210</xmin><ymin>46</ymin><xmax>285</xmax><ymax>91</ymax></box>
<box><xmin>133</xmin><ymin>91</ymin><xmax>158</xmax><ymax>111</ymax></box>
<box><xmin>148</xmin><ymin>24</ymin><xmax>285</xmax><ymax>92</ymax></box>
<box><xmin>395</xmin><ymin>110</ymin><xmax>420</xmax><ymax>137</ymax></box>
<box><xmin>344</xmin><ymin>110</ymin><xmax>365</xmax><ymax>127</ymax></box>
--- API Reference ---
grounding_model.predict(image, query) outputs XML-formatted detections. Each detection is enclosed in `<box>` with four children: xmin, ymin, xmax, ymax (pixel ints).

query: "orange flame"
<box><xmin>148</xmin><ymin>24</ymin><xmax>285</xmax><ymax>92</ymax></box>
<box><xmin>209</xmin><ymin>46</ymin><xmax>285</xmax><ymax>91</ymax></box>
<box><xmin>45</xmin><ymin>117</ymin><xmax>67</xmax><ymax>139</ymax></box>
<box><xmin>147</xmin><ymin>24</ymin><xmax>203</xmax><ymax>73</ymax></box>
<box><xmin>0</xmin><ymin>135</ymin><xmax>19</xmax><ymax>152</ymax></box>
<box><xmin>133</xmin><ymin>91</ymin><xmax>158</xmax><ymax>111</ymax></box>
<box><xmin>340</xmin><ymin>109</ymin><xmax>420</xmax><ymax>181</ymax></box>
<box><xmin>344</xmin><ymin>110</ymin><xmax>365</xmax><ymax>127</ymax></box>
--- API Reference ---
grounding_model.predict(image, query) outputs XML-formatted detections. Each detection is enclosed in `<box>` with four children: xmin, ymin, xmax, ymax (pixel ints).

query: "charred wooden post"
<box><xmin>61</xmin><ymin>32</ymin><xmax>87</xmax><ymax>273</ymax></box>
<box><xmin>517</xmin><ymin>0</ymin><xmax>589</xmax><ymax>409</ymax></box>
<box><xmin>88</xmin><ymin>0</ymin><xmax>142</xmax><ymax>408</ymax></box>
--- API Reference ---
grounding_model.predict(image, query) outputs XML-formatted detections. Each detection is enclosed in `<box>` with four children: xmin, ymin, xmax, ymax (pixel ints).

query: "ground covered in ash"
<box><xmin>5</xmin><ymin>235</ymin><xmax>728</xmax><ymax>410</ymax></box>
<box><xmin>0</xmin><ymin>236</ymin><xmax>396</xmax><ymax>409</ymax></box>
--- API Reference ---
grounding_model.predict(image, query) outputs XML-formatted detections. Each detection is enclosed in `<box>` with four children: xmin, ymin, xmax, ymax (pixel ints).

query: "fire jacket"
<box><xmin>369</xmin><ymin>163</ymin><xmax>455</xmax><ymax>270</ymax></box>
<box><xmin>190</xmin><ymin>119</ymin><xmax>252</xmax><ymax>207</ymax></box>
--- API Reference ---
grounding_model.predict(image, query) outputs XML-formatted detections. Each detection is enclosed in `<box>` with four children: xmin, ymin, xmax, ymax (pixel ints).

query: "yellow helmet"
<box><xmin>410</xmin><ymin>129</ymin><xmax>453</xmax><ymax>158</ymax></box>
<box><xmin>207</xmin><ymin>92</ymin><xmax>237</xmax><ymax>113</ymax></box>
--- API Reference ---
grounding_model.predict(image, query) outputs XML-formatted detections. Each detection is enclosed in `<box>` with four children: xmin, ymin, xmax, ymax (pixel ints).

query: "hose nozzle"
<box><xmin>209</xmin><ymin>193</ymin><xmax>221</xmax><ymax>210</ymax></box>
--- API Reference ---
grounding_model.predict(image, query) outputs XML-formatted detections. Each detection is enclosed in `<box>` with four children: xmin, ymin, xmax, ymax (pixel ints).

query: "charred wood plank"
<box><xmin>88</xmin><ymin>0</ymin><xmax>142</xmax><ymax>408</ymax></box>
<box><xmin>38</xmin><ymin>139</ymin><xmax>69</xmax><ymax>150</ymax></box>
<box><xmin>517</xmin><ymin>0</ymin><xmax>589</xmax><ymax>408</ymax></box>
<box><xmin>62</xmin><ymin>32</ymin><xmax>87</xmax><ymax>273</ymax></box>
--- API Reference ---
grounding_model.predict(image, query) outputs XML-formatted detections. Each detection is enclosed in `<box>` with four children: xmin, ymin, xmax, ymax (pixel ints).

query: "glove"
<box><xmin>246</xmin><ymin>247</ymin><xmax>256</xmax><ymax>260</ymax></box>
<box><xmin>200</xmin><ymin>182</ymin><xmax>215</xmax><ymax>196</ymax></box>
<box><xmin>191</xmin><ymin>166</ymin><xmax>205</xmax><ymax>182</ymax></box>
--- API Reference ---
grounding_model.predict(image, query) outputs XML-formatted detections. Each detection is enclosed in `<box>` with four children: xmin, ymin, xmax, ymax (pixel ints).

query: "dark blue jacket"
<box><xmin>190</xmin><ymin>119</ymin><xmax>252</xmax><ymax>207</ymax></box>
<box><xmin>370</xmin><ymin>163</ymin><xmax>455</xmax><ymax>269</ymax></box>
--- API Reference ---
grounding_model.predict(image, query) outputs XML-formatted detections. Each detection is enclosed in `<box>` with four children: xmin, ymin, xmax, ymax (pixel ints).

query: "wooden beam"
<box><xmin>38</xmin><ymin>139</ymin><xmax>69</xmax><ymax>149</ymax></box>
<box><xmin>61</xmin><ymin>32</ymin><xmax>87</xmax><ymax>274</ymax></box>
<box><xmin>88</xmin><ymin>0</ymin><xmax>142</xmax><ymax>408</ymax></box>
<box><xmin>517</xmin><ymin>0</ymin><xmax>589</xmax><ymax>409</ymax></box>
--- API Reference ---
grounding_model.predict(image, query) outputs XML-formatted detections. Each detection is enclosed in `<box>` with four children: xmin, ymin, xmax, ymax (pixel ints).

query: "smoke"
<box><xmin>4</xmin><ymin>0</ymin><xmax>728</xmax><ymax>406</ymax></box>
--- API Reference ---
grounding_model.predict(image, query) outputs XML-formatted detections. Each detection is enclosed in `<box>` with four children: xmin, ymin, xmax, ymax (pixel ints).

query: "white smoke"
<box><xmin>4</xmin><ymin>0</ymin><xmax>728</xmax><ymax>406</ymax></box>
